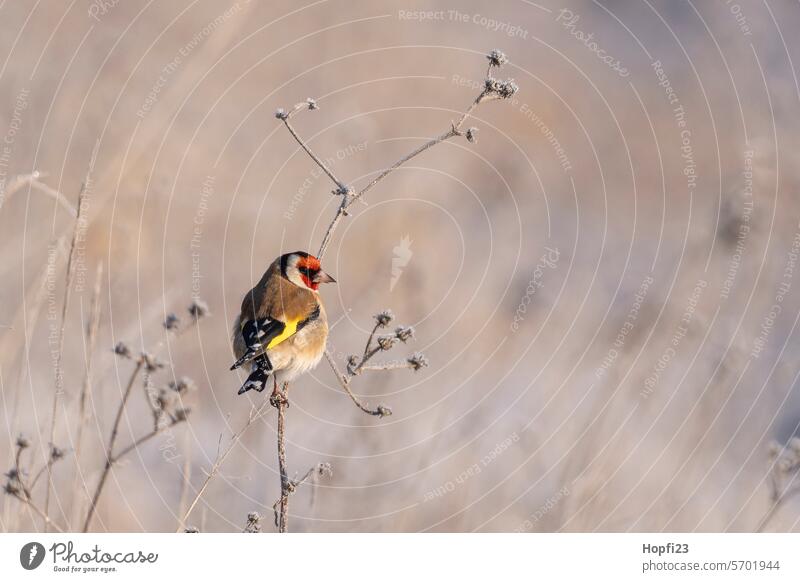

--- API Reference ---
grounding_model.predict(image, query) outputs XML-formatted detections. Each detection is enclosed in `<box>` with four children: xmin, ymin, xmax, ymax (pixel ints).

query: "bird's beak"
<box><xmin>313</xmin><ymin>270</ymin><xmax>336</xmax><ymax>284</ymax></box>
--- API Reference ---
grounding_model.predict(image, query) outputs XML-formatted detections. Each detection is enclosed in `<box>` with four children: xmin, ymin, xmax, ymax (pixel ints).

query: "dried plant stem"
<box><xmin>1</xmin><ymin>239</ymin><xmax>67</xmax><ymax>531</ymax></box>
<box><xmin>177</xmin><ymin>396</ymin><xmax>271</xmax><ymax>531</ymax></box>
<box><xmin>7</xmin><ymin>491</ymin><xmax>64</xmax><ymax>533</ymax></box>
<box><xmin>273</xmin><ymin>383</ymin><xmax>290</xmax><ymax>533</ymax></box>
<box><xmin>756</xmin><ymin>485</ymin><xmax>800</xmax><ymax>532</ymax></box>
<box><xmin>69</xmin><ymin>263</ymin><xmax>103</xmax><ymax>527</ymax></box>
<box><xmin>314</xmin><ymin>90</ymin><xmax>487</xmax><ymax>260</ymax></box>
<box><xmin>0</xmin><ymin>171</ymin><xmax>77</xmax><ymax>217</ymax></box>
<box><xmin>44</xmin><ymin>180</ymin><xmax>89</xmax><ymax>530</ymax></box>
<box><xmin>82</xmin><ymin>358</ymin><xmax>143</xmax><ymax>532</ymax></box>
<box><xmin>281</xmin><ymin>118</ymin><xmax>347</xmax><ymax>192</ymax></box>
<box><xmin>324</xmin><ymin>350</ymin><xmax>391</xmax><ymax>417</ymax></box>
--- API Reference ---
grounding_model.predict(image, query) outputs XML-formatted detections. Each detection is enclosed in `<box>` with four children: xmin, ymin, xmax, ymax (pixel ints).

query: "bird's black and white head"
<box><xmin>280</xmin><ymin>251</ymin><xmax>336</xmax><ymax>291</ymax></box>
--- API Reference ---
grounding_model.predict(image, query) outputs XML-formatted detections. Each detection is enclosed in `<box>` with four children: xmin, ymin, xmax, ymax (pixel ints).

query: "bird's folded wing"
<box><xmin>230</xmin><ymin>317</ymin><xmax>288</xmax><ymax>370</ymax></box>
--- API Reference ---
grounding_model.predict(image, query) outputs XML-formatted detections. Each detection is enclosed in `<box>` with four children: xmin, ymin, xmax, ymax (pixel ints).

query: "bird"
<box><xmin>230</xmin><ymin>251</ymin><xmax>335</xmax><ymax>397</ymax></box>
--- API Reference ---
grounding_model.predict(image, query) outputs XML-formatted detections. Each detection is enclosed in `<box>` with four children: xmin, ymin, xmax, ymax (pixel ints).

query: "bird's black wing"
<box><xmin>230</xmin><ymin>317</ymin><xmax>285</xmax><ymax>371</ymax></box>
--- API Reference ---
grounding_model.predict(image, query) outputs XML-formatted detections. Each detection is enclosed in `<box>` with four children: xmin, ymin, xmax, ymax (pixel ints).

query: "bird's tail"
<box><xmin>237</xmin><ymin>355</ymin><xmax>273</xmax><ymax>395</ymax></box>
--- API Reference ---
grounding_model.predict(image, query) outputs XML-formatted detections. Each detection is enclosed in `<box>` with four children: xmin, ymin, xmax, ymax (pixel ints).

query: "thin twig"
<box><xmin>44</xmin><ymin>175</ymin><xmax>90</xmax><ymax>530</ymax></box>
<box><xmin>177</xmin><ymin>396</ymin><xmax>271</xmax><ymax>531</ymax></box>
<box><xmin>0</xmin><ymin>171</ymin><xmax>77</xmax><ymax>217</ymax></box>
<box><xmin>324</xmin><ymin>350</ymin><xmax>391</xmax><ymax>417</ymax></box>
<box><xmin>273</xmin><ymin>382</ymin><xmax>290</xmax><ymax>533</ymax></box>
<box><xmin>70</xmin><ymin>262</ymin><xmax>103</xmax><ymax>528</ymax></box>
<box><xmin>82</xmin><ymin>358</ymin><xmax>143</xmax><ymax>532</ymax></box>
<box><xmin>7</xmin><ymin>491</ymin><xmax>64</xmax><ymax>533</ymax></box>
<box><xmin>281</xmin><ymin>117</ymin><xmax>347</xmax><ymax>192</ymax></box>
<box><xmin>757</xmin><ymin>484</ymin><xmax>800</xmax><ymax>532</ymax></box>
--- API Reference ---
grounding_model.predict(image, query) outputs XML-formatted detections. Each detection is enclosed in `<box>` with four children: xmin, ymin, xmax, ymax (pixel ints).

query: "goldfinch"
<box><xmin>231</xmin><ymin>251</ymin><xmax>335</xmax><ymax>395</ymax></box>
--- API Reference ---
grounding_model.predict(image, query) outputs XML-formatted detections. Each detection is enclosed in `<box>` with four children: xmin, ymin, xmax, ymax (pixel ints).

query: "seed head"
<box><xmin>377</xmin><ymin>335</ymin><xmax>397</xmax><ymax>351</ymax></box>
<box><xmin>306</xmin><ymin>98</ymin><xmax>318</xmax><ymax>111</ymax></box>
<box><xmin>245</xmin><ymin>511</ymin><xmax>262</xmax><ymax>533</ymax></box>
<box><xmin>188</xmin><ymin>298</ymin><xmax>210</xmax><ymax>320</ymax></box>
<box><xmin>407</xmin><ymin>352</ymin><xmax>429</xmax><ymax>371</ymax></box>
<box><xmin>486</xmin><ymin>49</ymin><xmax>508</xmax><ymax>68</ymax></box>
<box><xmin>275</xmin><ymin>108</ymin><xmax>288</xmax><ymax>120</ymax></box>
<box><xmin>113</xmin><ymin>341</ymin><xmax>132</xmax><ymax>359</ymax></box>
<box><xmin>466</xmin><ymin>127</ymin><xmax>478</xmax><ymax>143</ymax></box>
<box><xmin>163</xmin><ymin>313</ymin><xmax>180</xmax><ymax>331</ymax></box>
<box><xmin>16</xmin><ymin>435</ymin><xmax>30</xmax><ymax>450</ymax></box>
<box><xmin>374</xmin><ymin>309</ymin><xmax>395</xmax><ymax>328</ymax></box>
<box><xmin>169</xmin><ymin>376</ymin><xmax>196</xmax><ymax>394</ymax></box>
<box><xmin>395</xmin><ymin>326</ymin><xmax>415</xmax><ymax>343</ymax></box>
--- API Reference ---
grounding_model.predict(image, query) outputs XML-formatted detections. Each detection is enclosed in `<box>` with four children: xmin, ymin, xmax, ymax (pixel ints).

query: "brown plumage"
<box><xmin>231</xmin><ymin>252</ymin><xmax>334</xmax><ymax>395</ymax></box>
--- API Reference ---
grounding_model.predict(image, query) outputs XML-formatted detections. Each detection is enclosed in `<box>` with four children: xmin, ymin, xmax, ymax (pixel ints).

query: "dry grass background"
<box><xmin>2</xmin><ymin>0</ymin><xmax>800</xmax><ymax>532</ymax></box>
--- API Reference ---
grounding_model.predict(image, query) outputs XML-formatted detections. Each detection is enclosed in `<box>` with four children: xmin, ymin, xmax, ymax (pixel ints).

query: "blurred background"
<box><xmin>2</xmin><ymin>0</ymin><xmax>800</xmax><ymax>532</ymax></box>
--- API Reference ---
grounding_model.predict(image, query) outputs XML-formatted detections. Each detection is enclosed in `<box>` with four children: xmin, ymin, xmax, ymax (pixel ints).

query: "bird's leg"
<box><xmin>269</xmin><ymin>375</ymin><xmax>288</xmax><ymax>408</ymax></box>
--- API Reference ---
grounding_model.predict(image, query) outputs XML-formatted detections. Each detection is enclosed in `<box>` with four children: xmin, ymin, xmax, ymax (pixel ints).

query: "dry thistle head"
<box><xmin>142</xmin><ymin>352</ymin><xmax>165</xmax><ymax>373</ymax></box>
<box><xmin>244</xmin><ymin>511</ymin><xmax>262</xmax><ymax>533</ymax></box>
<box><xmin>174</xmin><ymin>407</ymin><xmax>191</xmax><ymax>422</ymax></box>
<box><xmin>188</xmin><ymin>298</ymin><xmax>210</xmax><ymax>320</ymax></box>
<box><xmin>395</xmin><ymin>326</ymin><xmax>415</xmax><ymax>343</ymax></box>
<box><xmin>486</xmin><ymin>49</ymin><xmax>508</xmax><ymax>68</ymax></box>
<box><xmin>374</xmin><ymin>309</ymin><xmax>395</xmax><ymax>328</ymax></box>
<box><xmin>113</xmin><ymin>341</ymin><xmax>132</xmax><ymax>359</ymax></box>
<box><xmin>484</xmin><ymin>77</ymin><xmax>519</xmax><ymax>99</ymax></box>
<box><xmin>407</xmin><ymin>352</ymin><xmax>429</xmax><ymax>371</ymax></box>
<box><xmin>377</xmin><ymin>335</ymin><xmax>398</xmax><ymax>351</ymax></box>
<box><xmin>163</xmin><ymin>313</ymin><xmax>180</xmax><ymax>331</ymax></box>
<box><xmin>15</xmin><ymin>434</ymin><xmax>30</xmax><ymax>450</ymax></box>
<box><xmin>3</xmin><ymin>478</ymin><xmax>21</xmax><ymax>496</ymax></box>
<box><xmin>169</xmin><ymin>376</ymin><xmax>196</xmax><ymax>395</ymax></box>
<box><xmin>49</xmin><ymin>444</ymin><xmax>66</xmax><ymax>462</ymax></box>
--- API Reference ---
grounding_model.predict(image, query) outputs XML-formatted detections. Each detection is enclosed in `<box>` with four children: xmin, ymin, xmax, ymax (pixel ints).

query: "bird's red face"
<box><xmin>283</xmin><ymin>252</ymin><xmax>336</xmax><ymax>291</ymax></box>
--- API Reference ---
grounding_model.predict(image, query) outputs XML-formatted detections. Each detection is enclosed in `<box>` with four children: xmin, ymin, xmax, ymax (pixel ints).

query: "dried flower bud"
<box><xmin>3</xmin><ymin>480</ymin><xmax>21</xmax><ymax>496</ymax></box>
<box><xmin>395</xmin><ymin>326</ymin><xmax>415</xmax><ymax>343</ymax></box>
<box><xmin>16</xmin><ymin>435</ymin><xmax>30</xmax><ymax>450</ymax></box>
<box><xmin>142</xmin><ymin>352</ymin><xmax>165</xmax><ymax>373</ymax></box>
<box><xmin>376</xmin><ymin>404</ymin><xmax>393</xmax><ymax>418</ymax></box>
<box><xmin>486</xmin><ymin>49</ymin><xmax>508</xmax><ymax>68</ymax></box>
<box><xmin>50</xmin><ymin>445</ymin><xmax>66</xmax><ymax>462</ymax></box>
<box><xmin>485</xmin><ymin>77</ymin><xmax>518</xmax><ymax>99</ymax></box>
<box><xmin>306</xmin><ymin>98</ymin><xmax>318</xmax><ymax>110</ymax></box>
<box><xmin>113</xmin><ymin>342</ymin><xmax>131</xmax><ymax>359</ymax></box>
<box><xmin>245</xmin><ymin>511</ymin><xmax>262</xmax><ymax>533</ymax></box>
<box><xmin>174</xmin><ymin>407</ymin><xmax>191</xmax><ymax>422</ymax></box>
<box><xmin>184</xmin><ymin>526</ymin><xmax>199</xmax><ymax>533</ymax></box>
<box><xmin>466</xmin><ymin>127</ymin><xmax>478</xmax><ymax>143</ymax></box>
<box><xmin>377</xmin><ymin>335</ymin><xmax>397</xmax><ymax>351</ymax></box>
<box><xmin>169</xmin><ymin>376</ymin><xmax>196</xmax><ymax>394</ymax></box>
<box><xmin>374</xmin><ymin>310</ymin><xmax>395</xmax><ymax>328</ymax></box>
<box><xmin>188</xmin><ymin>298</ymin><xmax>210</xmax><ymax>320</ymax></box>
<box><xmin>407</xmin><ymin>352</ymin><xmax>429</xmax><ymax>371</ymax></box>
<box><xmin>346</xmin><ymin>355</ymin><xmax>359</xmax><ymax>374</ymax></box>
<box><xmin>275</xmin><ymin>108</ymin><xmax>288</xmax><ymax>120</ymax></box>
<box><xmin>163</xmin><ymin>313</ymin><xmax>180</xmax><ymax>331</ymax></box>
<box><xmin>156</xmin><ymin>388</ymin><xmax>173</xmax><ymax>411</ymax></box>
